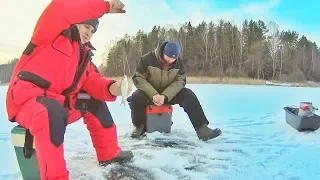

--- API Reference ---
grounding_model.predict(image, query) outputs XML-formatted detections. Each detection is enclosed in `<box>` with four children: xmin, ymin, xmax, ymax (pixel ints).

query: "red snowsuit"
<box><xmin>6</xmin><ymin>0</ymin><xmax>122</xmax><ymax>179</ymax></box>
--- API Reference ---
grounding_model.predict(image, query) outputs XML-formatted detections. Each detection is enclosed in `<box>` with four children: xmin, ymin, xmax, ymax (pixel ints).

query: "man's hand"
<box><xmin>108</xmin><ymin>0</ymin><xmax>126</xmax><ymax>13</ymax></box>
<box><xmin>152</xmin><ymin>94</ymin><xmax>165</xmax><ymax>106</ymax></box>
<box><xmin>109</xmin><ymin>81</ymin><xmax>133</xmax><ymax>96</ymax></box>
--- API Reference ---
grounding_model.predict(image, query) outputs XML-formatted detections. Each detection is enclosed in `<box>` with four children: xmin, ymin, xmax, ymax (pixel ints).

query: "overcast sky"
<box><xmin>0</xmin><ymin>0</ymin><xmax>319</xmax><ymax>66</ymax></box>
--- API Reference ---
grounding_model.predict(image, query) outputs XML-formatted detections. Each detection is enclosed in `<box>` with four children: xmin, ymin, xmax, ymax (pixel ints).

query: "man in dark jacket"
<box><xmin>129</xmin><ymin>41</ymin><xmax>222</xmax><ymax>141</ymax></box>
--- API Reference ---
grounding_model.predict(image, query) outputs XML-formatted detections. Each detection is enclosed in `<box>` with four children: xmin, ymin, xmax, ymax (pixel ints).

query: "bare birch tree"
<box><xmin>266</xmin><ymin>21</ymin><xmax>281</xmax><ymax>79</ymax></box>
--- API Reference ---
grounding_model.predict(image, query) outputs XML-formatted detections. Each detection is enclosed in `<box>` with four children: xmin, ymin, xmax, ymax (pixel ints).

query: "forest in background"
<box><xmin>100</xmin><ymin>19</ymin><xmax>320</xmax><ymax>82</ymax></box>
<box><xmin>0</xmin><ymin>58</ymin><xmax>18</xmax><ymax>83</ymax></box>
<box><xmin>1</xmin><ymin>19</ymin><xmax>319</xmax><ymax>84</ymax></box>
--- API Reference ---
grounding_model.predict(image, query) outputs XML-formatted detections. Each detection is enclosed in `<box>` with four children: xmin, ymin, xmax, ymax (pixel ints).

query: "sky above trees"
<box><xmin>0</xmin><ymin>0</ymin><xmax>318</xmax><ymax>65</ymax></box>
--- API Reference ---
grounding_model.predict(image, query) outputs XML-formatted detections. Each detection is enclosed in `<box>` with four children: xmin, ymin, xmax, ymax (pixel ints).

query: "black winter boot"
<box><xmin>131</xmin><ymin>124</ymin><xmax>145</xmax><ymax>138</ymax></box>
<box><xmin>196</xmin><ymin>124</ymin><xmax>222</xmax><ymax>141</ymax></box>
<box><xmin>99</xmin><ymin>150</ymin><xmax>134</xmax><ymax>166</ymax></box>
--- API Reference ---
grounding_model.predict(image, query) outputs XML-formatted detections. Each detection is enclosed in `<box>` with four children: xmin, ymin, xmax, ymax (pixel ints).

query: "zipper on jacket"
<box><xmin>159</xmin><ymin>67</ymin><xmax>164</xmax><ymax>92</ymax></box>
<box><xmin>62</xmin><ymin>46</ymin><xmax>91</xmax><ymax>109</ymax></box>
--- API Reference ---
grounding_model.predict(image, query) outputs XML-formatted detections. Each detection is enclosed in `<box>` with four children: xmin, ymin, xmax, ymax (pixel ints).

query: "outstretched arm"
<box><xmin>32</xmin><ymin>0</ymin><xmax>111</xmax><ymax>45</ymax></box>
<box><xmin>82</xmin><ymin>62</ymin><xmax>117</xmax><ymax>101</ymax></box>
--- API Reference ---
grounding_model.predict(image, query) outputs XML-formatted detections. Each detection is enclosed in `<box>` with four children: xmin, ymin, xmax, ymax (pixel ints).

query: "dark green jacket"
<box><xmin>132</xmin><ymin>41</ymin><xmax>186</xmax><ymax>102</ymax></box>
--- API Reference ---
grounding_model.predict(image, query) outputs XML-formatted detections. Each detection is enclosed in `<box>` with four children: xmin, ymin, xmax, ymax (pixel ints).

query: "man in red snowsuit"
<box><xmin>5</xmin><ymin>0</ymin><xmax>133</xmax><ymax>179</ymax></box>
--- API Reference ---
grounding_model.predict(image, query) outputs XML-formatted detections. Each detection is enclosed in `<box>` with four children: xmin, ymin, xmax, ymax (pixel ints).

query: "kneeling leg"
<box><xmin>15</xmin><ymin>96</ymin><xmax>69</xmax><ymax>180</ymax></box>
<box><xmin>84</xmin><ymin>98</ymin><xmax>132</xmax><ymax>164</ymax></box>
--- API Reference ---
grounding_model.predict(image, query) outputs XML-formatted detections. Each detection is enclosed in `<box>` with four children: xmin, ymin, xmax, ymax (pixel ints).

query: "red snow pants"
<box><xmin>14</xmin><ymin>96</ymin><xmax>121</xmax><ymax>180</ymax></box>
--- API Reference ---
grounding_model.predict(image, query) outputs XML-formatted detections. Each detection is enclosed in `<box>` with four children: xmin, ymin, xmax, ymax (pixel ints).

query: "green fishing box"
<box><xmin>11</xmin><ymin>125</ymin><xmax>40</xmax><ymax>180</ymax></box>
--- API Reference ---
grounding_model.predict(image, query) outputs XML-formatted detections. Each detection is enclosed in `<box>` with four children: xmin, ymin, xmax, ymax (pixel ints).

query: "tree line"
<box><xmin>0</xmin><ymin>58</ymin><xmax>18</xmax><ymax>83</ymax></box>
<box><xmin>100</xmin><ymin>19</ymin><xmax>320</xmax><ymax>82</ymax></box>
<box><xmin>1</xmin><ymin>19</ymin><xmax>319</xmax><ymax>83</ymax></box>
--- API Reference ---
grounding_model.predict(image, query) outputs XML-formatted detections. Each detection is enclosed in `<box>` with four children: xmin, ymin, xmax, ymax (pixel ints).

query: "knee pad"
<box><xmin>87</xmin><ymin>98</ymin><xmax>114</xmax><ymax>128</ymax></box>
<box><xmin>36</xmin><ymin>96</ymin><xmax>68</xmax><ymax>147</ymax></box>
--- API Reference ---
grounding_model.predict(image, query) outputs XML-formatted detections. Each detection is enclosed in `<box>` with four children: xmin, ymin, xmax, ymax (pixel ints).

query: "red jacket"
<box><xmin>6</xmin><ymin>0</ymin><xmax>117</xmax><ymax>121</ymax></box>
